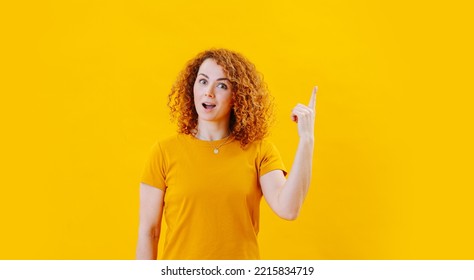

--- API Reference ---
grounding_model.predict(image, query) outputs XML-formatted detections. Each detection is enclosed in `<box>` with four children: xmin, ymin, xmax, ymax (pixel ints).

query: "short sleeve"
<box><xmin>140</xmin><ymin>141</ymin><xmax>167</xmax><ymax>191</ymax></box>
<box><xmin>258</xmin><ymin>140</ymin><xmax>287</xmax><ymax>177</ymax></box>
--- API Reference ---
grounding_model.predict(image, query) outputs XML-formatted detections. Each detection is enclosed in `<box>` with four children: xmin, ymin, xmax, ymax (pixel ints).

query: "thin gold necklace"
<box><xmin>211</xmin><ymin>134</ymin><xmax>232</xmax><ymax>154</ymax></box>
<box><xmin>196</xmin><ymin>131</ymin><xmax>232</xmax><ymax>154</ymax></box>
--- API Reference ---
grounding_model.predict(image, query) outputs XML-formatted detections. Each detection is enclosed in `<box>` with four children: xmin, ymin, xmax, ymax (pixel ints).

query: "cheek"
<box><xmin>193</xmin><ymin>85</ymin><xmax>202</xmax><ymax>102</ymax></box>
<box><xmin>192</xmin><ymin>84</ymin><xmax>198</xmax><ymax>97</ymax></box>
<box><xmin>192</xmin><ymin>87</ymin><xmax>199</xmax><ymax>109</ymax></box>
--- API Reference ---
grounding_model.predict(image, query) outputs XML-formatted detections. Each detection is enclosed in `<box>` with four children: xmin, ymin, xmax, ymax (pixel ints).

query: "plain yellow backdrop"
<box><xmin>1</xmin><ymin>0</ymin><xmax>473</xmax><ymax>259</ymax></box>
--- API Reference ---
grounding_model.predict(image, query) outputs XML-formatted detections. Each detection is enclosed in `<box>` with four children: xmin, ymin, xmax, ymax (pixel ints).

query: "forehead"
<box><xmin>198</xmin><ymin>58</ymin><xmax>227</xmax><ymax>78</ymax></box>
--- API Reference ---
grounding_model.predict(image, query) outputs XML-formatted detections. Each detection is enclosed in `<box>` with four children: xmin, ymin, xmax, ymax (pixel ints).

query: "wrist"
<box><xmin>298</xmin><ymin>136</ymin><xmax>314</xmax><ymax>145</ymax></box>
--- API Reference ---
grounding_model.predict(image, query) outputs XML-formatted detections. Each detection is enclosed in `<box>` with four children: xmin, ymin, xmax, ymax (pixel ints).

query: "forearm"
<box><xmin>278</xmin><ymin>137</ymin><xmax>314</xmax><ymax>219</ymax></box>
<box><xmin>136</xmin><ymin>227</ymin><xmax>159</xmax><ymax>260</ymax></box>
<box><xmin>262</xmin><ymin>86</ymin><xmax>317</xmax><ymax>220</ymax></box>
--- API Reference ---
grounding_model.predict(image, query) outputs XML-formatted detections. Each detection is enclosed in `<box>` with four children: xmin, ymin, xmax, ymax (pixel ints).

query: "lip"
<box><xmin>202</xmin><ymin>102</ymin><xmax>216</xmax><ymax>111</ymax></box>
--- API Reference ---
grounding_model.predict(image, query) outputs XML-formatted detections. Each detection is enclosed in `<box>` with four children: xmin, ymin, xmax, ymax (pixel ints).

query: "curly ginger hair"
<box><xmin>168</xmin><ymin>49</ymin><xmax>274</xmax><ymax>148</ymax></box>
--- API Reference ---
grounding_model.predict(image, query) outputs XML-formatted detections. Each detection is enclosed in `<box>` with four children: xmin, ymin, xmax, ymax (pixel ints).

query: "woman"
<box><xmin>136</xmin><ymin>49</ymin><xmax>317</xmax><ymax>260</ymax></box>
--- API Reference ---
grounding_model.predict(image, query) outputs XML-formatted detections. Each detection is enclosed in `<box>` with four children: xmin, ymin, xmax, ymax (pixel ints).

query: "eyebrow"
<box><xmin>198</xmin><ymin>73</ymin><xmax>230</xmax><ymax>82</ymax></box>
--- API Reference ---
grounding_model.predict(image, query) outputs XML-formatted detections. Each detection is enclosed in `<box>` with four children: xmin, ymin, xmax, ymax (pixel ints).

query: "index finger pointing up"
<box><xmin>308</xmin><ymin>86</ymin><xmax>318</xmax><ymax>109</ymax></box>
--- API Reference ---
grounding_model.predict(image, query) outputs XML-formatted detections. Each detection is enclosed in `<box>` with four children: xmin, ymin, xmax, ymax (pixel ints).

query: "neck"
<box><xmin>195</xmin><ymin>121</ymin><xmax>230</xmax><ymax>141</ymax></box>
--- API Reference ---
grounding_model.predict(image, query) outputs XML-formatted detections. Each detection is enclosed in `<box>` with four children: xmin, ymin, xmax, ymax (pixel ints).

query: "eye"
<box><xmin>198</xmin><ymin>79</ymin><xmax>207</xmax><ymax>85</ymax></box>
<box><xmin>217</xmin><ymin>83</ymin><xmax>228</xmax><ymax>90</ymax></box>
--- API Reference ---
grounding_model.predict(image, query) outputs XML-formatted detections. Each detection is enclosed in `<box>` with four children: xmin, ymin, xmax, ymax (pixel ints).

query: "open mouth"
<box><xmin>202</xmin><ymin>103</ymin><xmax>216</xmax><ymax>109</ymax></box>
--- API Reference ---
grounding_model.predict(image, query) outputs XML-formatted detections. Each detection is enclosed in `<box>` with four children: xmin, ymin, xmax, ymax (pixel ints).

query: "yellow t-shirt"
<box><xmin>141</xmin><ymin>133</ymin><xmax>287</xmax><ymax>260</ymax></box>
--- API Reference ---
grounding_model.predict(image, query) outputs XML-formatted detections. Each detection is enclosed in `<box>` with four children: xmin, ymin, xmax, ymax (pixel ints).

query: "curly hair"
<box><xmin>168</xmin><ymin>49</ymin><xmax>274</xmax><ymax>148</ymax></box>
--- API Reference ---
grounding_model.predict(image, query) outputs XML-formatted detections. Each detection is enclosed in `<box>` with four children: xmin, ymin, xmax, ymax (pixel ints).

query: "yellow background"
<box><xmin>1</xmin><ymin>0</ymin><xmax>473</xmax><ymax>259</ymax></box>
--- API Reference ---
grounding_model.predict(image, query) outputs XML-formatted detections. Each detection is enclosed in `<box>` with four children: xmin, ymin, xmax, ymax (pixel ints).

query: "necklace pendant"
<box><xmin>213</xmin><ymin>148</ymin><xmax>219</xmax><ymax>154</ymax></box>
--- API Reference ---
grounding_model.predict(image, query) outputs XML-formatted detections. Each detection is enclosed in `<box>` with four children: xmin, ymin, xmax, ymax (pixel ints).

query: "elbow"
<box><xmin>272</xmin><ymin>202</ymin><xmax>302</xmax><ymax>221</ymax></box>
<box><xmin>278</xmin><ymin>209</ymin><xmax>300</xmax><ymax>221</ymax></box>
<box><xmin>138</xmin><ymin>224</ymin><xmax>160</xmax><ymax>240</ymax></box>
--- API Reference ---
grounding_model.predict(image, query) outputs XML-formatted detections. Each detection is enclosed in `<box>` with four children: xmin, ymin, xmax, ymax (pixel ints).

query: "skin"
<box><xmin>192</xmin><ymin>59</ymin><xmax>234</xmax><ymax>140</ymax></box>
<box><xmin>260</xmin><ymin>86</ymin><xmax>317</xmax><ymax>220</ymax></box>
<box><xmin>136</xmin><ymin>59</ymin><xmax>317</xmax><ymax>259</ymax></box>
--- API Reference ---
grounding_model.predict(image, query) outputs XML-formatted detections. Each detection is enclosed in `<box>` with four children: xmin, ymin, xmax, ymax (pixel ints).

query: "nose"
<box><xmin>204</xmin><ymin>87</ymin><xmax>215</xmax><ymax>98</ymax></box>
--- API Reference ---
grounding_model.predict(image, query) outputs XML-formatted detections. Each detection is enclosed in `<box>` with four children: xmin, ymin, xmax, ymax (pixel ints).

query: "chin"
<box><xmin>198</xmin><ymin>115</ymin><xmax>227</xmax><ymax>123</ymax></box>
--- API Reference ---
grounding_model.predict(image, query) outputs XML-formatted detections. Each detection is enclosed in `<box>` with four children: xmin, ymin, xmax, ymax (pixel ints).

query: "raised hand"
<box><xmin>291</xmin><ymin>86</ymin><xmax>318</xmax><ymax>139</ymax></box>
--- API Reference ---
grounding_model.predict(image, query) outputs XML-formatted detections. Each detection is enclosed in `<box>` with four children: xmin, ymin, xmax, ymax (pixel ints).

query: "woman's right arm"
<box><xmin>136</xmin><ymin>182</ymin><xmax>165</xmax><ymax>260</ymax></box>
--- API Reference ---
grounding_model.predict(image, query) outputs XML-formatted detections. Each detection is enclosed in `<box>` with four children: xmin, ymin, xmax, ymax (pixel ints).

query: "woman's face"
<box><xmin>193</xmin><ymin>58</ymin><xmax>233</xmax><ymax>125</ymax></box>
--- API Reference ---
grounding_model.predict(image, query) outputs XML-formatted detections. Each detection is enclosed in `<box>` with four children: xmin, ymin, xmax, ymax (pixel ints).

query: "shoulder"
<box><xmin>157</xmin><ymin>134</ymin><xmax>180</xmax><ymax>145</ymax></box>
<box><xmin>256</xmin><ymin>138</ymin><xmax>279</xmax><ymax>152</ymax></box>
<box><xmin>251</xmin><ymin>138</ymin><xmax>286</xmax><ymax>174</ymax></box>
<box><xmin>149</xmin><ymin>134</ymin><xmax>196</xmax><ymax>156</ymax></box>
<box><xmin>151</xmin><ymin>134</ymin><xmax>186</xmax><ymax>148</ymax></box>
<box><xmin>243</xmin><ymin>138</ymin><xmax>280</xmax><ymax>156</ymax></box>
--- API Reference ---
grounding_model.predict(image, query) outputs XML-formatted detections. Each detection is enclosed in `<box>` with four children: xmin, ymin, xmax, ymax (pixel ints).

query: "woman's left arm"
<box><xmin>260</xmin><ymin>86</ymin><xmax>317</xmax><ymax>220</ymax></box>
